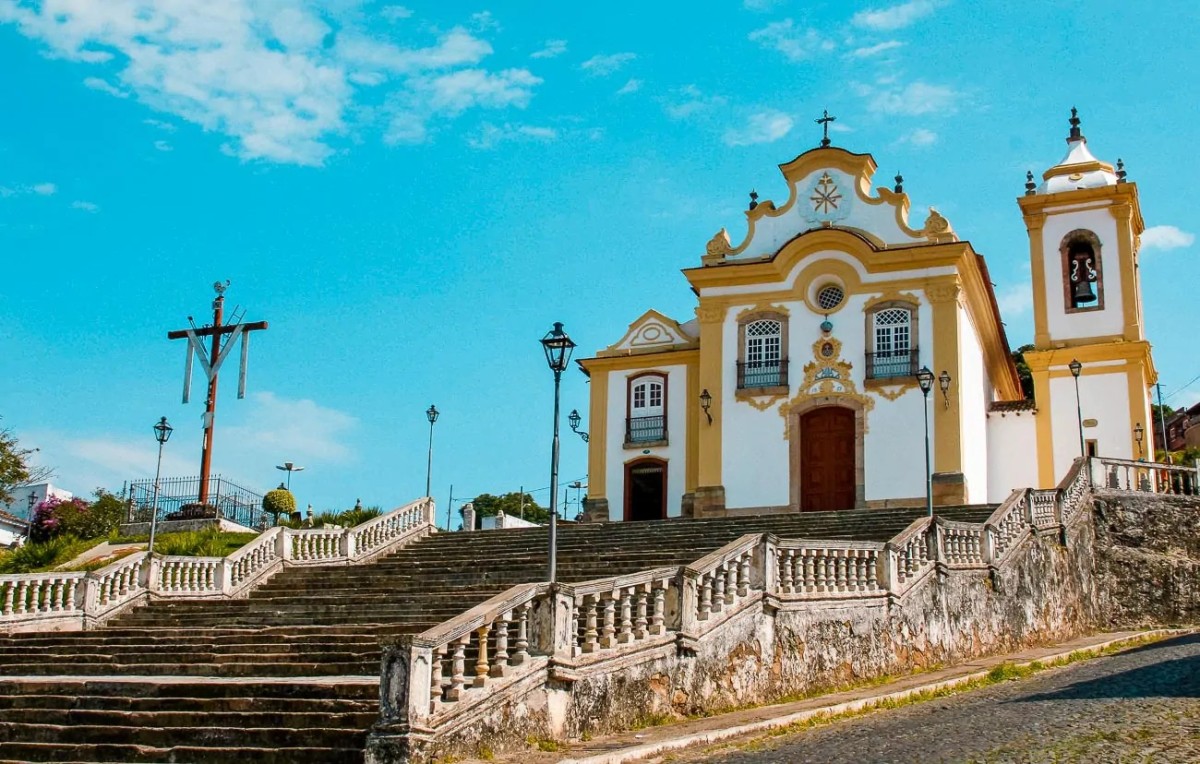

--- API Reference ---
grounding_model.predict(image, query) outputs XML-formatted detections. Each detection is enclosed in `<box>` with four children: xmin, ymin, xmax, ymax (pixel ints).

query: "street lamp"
<box><xmin>275</xmin><ymin>461</ymin><xmax>305</xmax><ymax>490</ymax></box>
<box><xmin>150</xmin><ymin>416</ymin><xmax>174</xmax><ymax>555</ymax></box>
<box><xmin>1134</xmin><ymin>422</ymin><xmax>1145</xmax><ymax>459</ymax></box>
<box><xmin>541</xmin><ymin>321</ymin><xmax>576</xmax><ymax>584</ymax></box>
<box><xmin>1069</xmin><ymin>359</ymin><xmax>1085</xmax><ymax>458</ymax></box>
<box><xmin>425</xmin><ymin>404</ymin><xmax>439</xmax><ymax>498</ymax></box>
<box><xmin>916</xmin><ymin>367</ymin><xmax>936</xmax><ymax>517</ymax></box>
<box><xmin>568</xmin><ymin>409</ymin><xmax>589</xmax><ymax>442</ymax></box>
<box><xmin>26</xmin><ymin>491</ymin><xmax>36</xmax><ymax>540</ymax></box>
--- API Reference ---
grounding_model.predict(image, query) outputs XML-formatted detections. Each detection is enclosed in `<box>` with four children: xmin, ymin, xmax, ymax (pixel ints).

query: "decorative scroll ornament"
<box><xmin>702</xmin><ymin>228</ymin><xmax>734</xmax><ymax>265</ymax></box>
<box><xmin>921</xmin><ymin>208</ymin><xmax>958</xmax><ymax>243</ymax></box>
<box><xmin>778</xmin><ymin>335</ymin><xmax>874</xmax><ymax>439</ymax></box>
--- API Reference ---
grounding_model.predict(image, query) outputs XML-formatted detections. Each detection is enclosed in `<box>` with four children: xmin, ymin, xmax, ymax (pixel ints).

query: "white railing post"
<box><xmin>343</xmin><ymin>528</ymin><xmax>357</xmax><ymax>560</ymax></box>
<box><xmin>759</xmin><ymin>536</ymin><xmax>778</xmax><ymax>595</ymax></box>
<box><xmin>679</xmin><ymin>570</ymin><xmax>699</xmax><ymax>636</ymax></box>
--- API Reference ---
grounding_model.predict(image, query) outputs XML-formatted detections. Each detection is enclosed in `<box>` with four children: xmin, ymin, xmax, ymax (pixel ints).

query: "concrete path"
<box><xmin>54</xmin><ymin>541</ymin><xmax>144</xmax><ymax>570</ymax></box>
<box><xmin>463</xmin><ymin>629</ymin><xmax>1187</xmax><ymax>764</ymax></box>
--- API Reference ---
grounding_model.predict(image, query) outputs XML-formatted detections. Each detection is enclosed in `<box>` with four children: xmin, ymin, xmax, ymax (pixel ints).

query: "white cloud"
<box><xmin>0</xmin><ymin>186</ymin><xmax>14</xmax><ymax>197</ymax></box>
<box><xmin>580</xmin><ymin>52</ymin><xmax>636</xmax><ymax>76</ymax></box>
<box><xmin>144</xmin><ymin>118</ymin><xmax>176</xmax><ymax>132</ymax></box>
<box><xmin>996</xmin><ymin>284</ymin><xmax>1033</xmax><ymax>317</ymax></box>
<box><xmin>224</xmin><ymin>392</ymin><xmax>358</xmax><ymax>463</ymax></box>
<box><xmin>743</xmin><ymin>0</ymin><xmax>782</xmax><ymax>10</ymax></box>
<box><xmin>0</xmin><ymin>182</ymin><xmax>58</xmax><ymax>198</ymax></box>
<box><xmin>748</xmin><ymin>19</ymin><xmax>833</xmax><ymax>62</ymax></box>
<box><xmin>724</xmin><ymin>111</ymin><xmax>794</xmax><ymax>146</ymax></box>
<box><xmin>852</xmin><ymin>0</ymin><xmax>942</xmax><ymax>31</ymax></box>
<box><xmin>900</xmin><ymin>127</ymin><xmax>938</xmax><ymax>146</ymax></box>
<box><xmin>467</xmin><ymin>122</ymin><xmax>559</xmax><ymax>150</ymax></box>
<box><xmin>1141</xmin><ymin>225</ymin><xmax>1195</xmax><ymax>252</ymax></box>
<box><xmin>470</xmin><ymin>11</ymin><xmax>500</xmax><ymax>32</ymax></box>
<box><xmin>380</xmin><ymin>5</ymin><xmax>413</xmax><ymax>22</ymax></box>
<box><xmin>616</xmin><ymin>78</ymin><xmax>641</xmax><ymax>95</ymax></box>
<box><xmin>665</xmin><ymin>85</ymin><xmax>728</xmax><ymax>120</ymax></box>
<box><xmin>858</xmin><ymin>80</ymin><xmax>959</xmax><ymax>115</ymax></box>
<box><xmin>154</xmin><ymin>139</ymin><xmax>173</xmax><ymax>152</ymax></box>
<box><xmin>530</xmin><ymin>39</ymin><xmax>567</xmax><ymax>59</ymax></box>
<box><xmin>385</xmin><ymin>67</ymin><xmax>542</xmax><ymax>144</ymax></box>
<box><xmin>83</xmin><ymin>76</ymin><xmax>129</xmax><ymax>98</ymax></box>
<box><xmin>31</xmin><ymin>182</ymin><xmax>56</xmax><ymax>195</ymax></box>
<box><xmin>71</xmin><ymin>201</ymin><xmax>99</xmax><ymax>212</ymax></box>
<box><xmin>850</xmin><ymin>40</ymin><xmax>904</xmax><ymax>58</ymax></box>
<box><xmin>0</xmin><ymin>4</ymin><xmax>539</xmax><ymax>165</ymax></box>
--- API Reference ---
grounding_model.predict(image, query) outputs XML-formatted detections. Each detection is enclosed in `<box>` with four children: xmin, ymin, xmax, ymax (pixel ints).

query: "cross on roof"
<box><xmin>816</xmin><ymin>109</ymin><xmax>836</xmax><ymax>148</ymax></box>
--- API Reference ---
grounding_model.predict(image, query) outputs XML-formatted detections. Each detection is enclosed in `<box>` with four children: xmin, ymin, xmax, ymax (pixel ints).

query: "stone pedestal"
<box><xmin>579</xmin><ymin>497</ymin><xmax>609</xmax><ymax>524</ymax></box>
<box><xmin>933</xmin><ymin>472</ymin><xmax>967</xmax><ymax>506</ymax></box>
<box><xmin>692</xmin><ymin>485</ymin><xmax>726</xmax><ymax>518</ymax></box>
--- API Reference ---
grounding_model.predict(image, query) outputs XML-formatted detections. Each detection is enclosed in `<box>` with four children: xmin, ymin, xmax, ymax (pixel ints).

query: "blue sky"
<box><xmin>2</xmin><ymin>0</ymin><xmax>1198</xmax><ymax>520</ymax></box>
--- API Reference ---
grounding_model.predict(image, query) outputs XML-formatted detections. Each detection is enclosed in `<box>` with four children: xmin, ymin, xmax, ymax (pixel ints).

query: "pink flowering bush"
<box><xmin>29</xmin><ymin>491</ymin><xmax>124</xmax><ymax>543</ymax></box>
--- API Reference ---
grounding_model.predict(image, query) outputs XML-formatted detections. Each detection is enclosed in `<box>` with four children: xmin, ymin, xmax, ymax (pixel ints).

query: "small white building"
<box><xmin>578</xmin><ymin>110</ymin><xmax>1154</xmax><ymax>521</ymax></box>
<box><xmin>0</xmin><ymin>482</ymin><xmax>74</xmax><ymax>524</ymax></box>
<box><xmin>0</xmin><ymin>509</ymin><xmax>28</xmax><ymax>547</ymax></box>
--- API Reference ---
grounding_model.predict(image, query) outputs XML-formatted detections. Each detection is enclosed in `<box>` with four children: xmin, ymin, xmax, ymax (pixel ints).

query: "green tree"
<box><xmin>262</xmin><ymin>484</ymin><xmax>297</xmax><ymax>522</ymax></box>
<box><xmin>471</xmin><ymin>492</ymin><xmax>550</xmax><ymax>525</ymax></box>
<box><xmin>1011</xmin><ymin>344</ymin><xmax>1035</xmax><ymax>401</ymax></box>
<box><xmin>0</xmin><ymin>418</ymin><xmax>54</xmax><ymax>505</ymax></box>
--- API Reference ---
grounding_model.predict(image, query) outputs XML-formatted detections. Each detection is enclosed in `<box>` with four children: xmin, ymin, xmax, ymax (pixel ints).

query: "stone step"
<box><xmin>0</xmin><ymin>662</ymin><xmax>376</xmax><ymax>677</ymax></box>
<box><xmin>0</xmin><ymin>679</ymin><xmax>377</xmax><ymax>699</ymax></box>
<box><xmin>0</xmin><ymin>721</ymin><xmax>367</xmax><ymax>748</ymax></box>
<box><xmin>0</xmin><ymin>743</ymin><xmax>364</xmax><ymax>763</ymax></box>
<box><xmin>0</xmin><ymin>708</ymin><xmax>380</xmax><ymax>728</ymax></box>
<box><xmin>0</xmin><ymin>693</ymin><xmax>377</xmax><ymax>713</ymax></box>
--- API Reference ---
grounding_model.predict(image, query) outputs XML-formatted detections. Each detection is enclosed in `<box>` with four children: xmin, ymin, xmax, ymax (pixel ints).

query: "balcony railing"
<box><xmin>626</xmin><ymin>415</ymin><xmax>667</xmax><ymax>445</ymax></box>
<box><xmin>737</xmin><ymin>360</ymin><xmax>789</xmax><ymax>390</ymax></box>
<box><xmin>866</xmin><ymin>349</ymin><xmax>919</xmax><ymax>380</ymax></box>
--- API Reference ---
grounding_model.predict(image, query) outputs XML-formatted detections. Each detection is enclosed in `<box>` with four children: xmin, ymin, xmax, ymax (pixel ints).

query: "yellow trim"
<box><xmin>597</xmin><ymin>308</ymin><xmax>698</xmax><ymax>358</ymax></box>
<box><xmin>862</xmin><ymin>290</ymin><xmax>921</xmax><ymax>312</ymax></box>
<box><xmin>578</xmin><ymin>349</ymin><xmax>700</xmax><ymax>374</ymax></box>
<box><xmin>1109</xmin><ymin>203</ymin><xmax>1143</xmax><ymax>342</ymax></box>
<box><xmin>1126</xmin><ymin>359</ymin><xmax>1151</xmax><ymax>459</ymax></box>
<box><xmin>695</xmin><ymin>305</ymin><xmax>725</xmax><ymax>489</ymax></box>
<box><xmin>1024</xmin><ymin>212</ymin><xmax>1051</xmax><ymax>347</ymax></box>
<box><xmin>587</xmin><ymin>369</ymin><xmax>609</xmax><ymax>501</ymax></box>
<box><xmin>928</xmin><ymin>282</ymin><xmax>962</xmax><ymax>476</ymax></box>
<box><xmin>1032</xmin><ymin>366</ymin><xmax>1055</xmax><ymax>488</ymax></box>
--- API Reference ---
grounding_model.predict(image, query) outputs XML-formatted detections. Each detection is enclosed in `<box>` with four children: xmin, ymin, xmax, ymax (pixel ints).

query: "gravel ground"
<box><xmin>665</xmin><ymin>633</ymin><xmax>1200</xmax><ymax>764</ymax></box>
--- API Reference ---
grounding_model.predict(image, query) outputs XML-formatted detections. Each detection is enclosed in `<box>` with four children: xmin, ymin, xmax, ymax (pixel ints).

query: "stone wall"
<box><xmin>1093</xmin><ymin>491</ymin><xmax>1200</xmax><ymax>626</ymax></box>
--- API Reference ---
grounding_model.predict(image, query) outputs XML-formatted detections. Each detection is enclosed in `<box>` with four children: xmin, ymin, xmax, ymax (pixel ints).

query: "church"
<box><xmin>578</xmin><ymin>110</ymin><xmax>1156</xmax><ymax>522</ymax></box>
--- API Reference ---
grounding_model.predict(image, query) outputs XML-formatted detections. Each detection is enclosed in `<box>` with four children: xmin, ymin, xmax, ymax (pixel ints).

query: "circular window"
<box><xmin>816</xmin><ymin>284</ymin><xmax>845</xmax><ymax>311</ymax></box>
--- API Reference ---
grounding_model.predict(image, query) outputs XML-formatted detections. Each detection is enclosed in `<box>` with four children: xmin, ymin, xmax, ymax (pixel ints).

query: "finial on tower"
<box><xmin>748</xmin><ymin>190</ymin><xmax>759</xmax><ymax>210</ymax></box>
<box><xmin>893</xmin><ymin>173</ymin><xmax>904</xmax><ymax>194</ymax></box>
<box><xmin>1025</xmin><ymin>170</ymin><xmax>1037</xmax><ymax>196</ymax></box>
<box><xmin>1116</xmin><ymin>158</ymin><xmax>1127</xmax><ymax>183</ymax></box>
<box><xmin>1067</xmin><ymin>106</ymin><xmax>1084</xmax><ymax>143</ymax></box>
<box><xmin>815</xmin><ymin>109</ymin><xmax>836</xmax><ymax>148</ymax></box>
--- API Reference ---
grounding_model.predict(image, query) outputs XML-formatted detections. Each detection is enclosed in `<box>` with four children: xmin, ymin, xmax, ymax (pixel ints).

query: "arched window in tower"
<box><xmin>1061</xmin><ymin>230</ymin><xmax>1104</xmax><ymax>312</ymax></box>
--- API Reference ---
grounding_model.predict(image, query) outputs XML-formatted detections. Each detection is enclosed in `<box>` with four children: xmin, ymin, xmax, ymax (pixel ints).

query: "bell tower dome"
<box><xmin>1018</xmin><ymin>109</ymin><xmax>1155</xmax><ymax>488</ymax></box>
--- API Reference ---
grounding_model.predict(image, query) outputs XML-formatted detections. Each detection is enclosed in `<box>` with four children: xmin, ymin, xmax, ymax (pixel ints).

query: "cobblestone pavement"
<box><xmin>665</xmin><ymin>634</ymin><xmax>1200</xmax><ymax>764</ymax></box>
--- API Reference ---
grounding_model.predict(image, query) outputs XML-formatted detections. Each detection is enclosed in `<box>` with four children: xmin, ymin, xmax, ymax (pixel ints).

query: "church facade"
<box><xmin>578</xmin><ymin>111</ymin><xmax>1156</xmax><ymax>522</ymax></box>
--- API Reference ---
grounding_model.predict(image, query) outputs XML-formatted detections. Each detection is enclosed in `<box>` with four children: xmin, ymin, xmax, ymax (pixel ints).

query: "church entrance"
<box><xmin>799</xmin><ymin>406</ymin><xmax>856</xmax><ymax>511</ymax></box>
<box><xmin>625</xmin><ymin>459</ymin><xmax>666</xmax><ymax>521</ymax></box>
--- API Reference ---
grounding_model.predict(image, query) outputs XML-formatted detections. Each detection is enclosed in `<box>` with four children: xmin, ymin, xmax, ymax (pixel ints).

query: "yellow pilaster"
<box><xmin>927</xmin><ymin>280</ymin><xmax>962</xmax><ymax>476</ymax></box>
<box><xmin>695</xmin><ymin>303</ymin><xmax>726</xmax><ymax>488</ymax></box>
<box><xmin>586</xmin><ymin>370</ymin><xmax>609</xmax><ymax>501</ymax></box>
<box><xmin>1110</xmin><ymin>202</ymin><xmax>1143</xmax><ymax>342</ymax></box>
<box><xmin>1024</xmin><ymin>212</ymin><xmax>1051</xmax><ymax>348</ymax></box>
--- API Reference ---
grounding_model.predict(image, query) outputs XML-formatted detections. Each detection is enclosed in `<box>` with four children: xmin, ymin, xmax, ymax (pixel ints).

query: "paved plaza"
<box><xmin>668</xmin><ymin>634</ymin><xmax>1200</xmax><ymax>764</ymax></box>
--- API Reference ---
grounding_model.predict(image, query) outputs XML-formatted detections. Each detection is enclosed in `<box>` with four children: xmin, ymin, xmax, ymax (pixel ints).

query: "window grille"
<box><xmin>816</xmin><ymin>285</ymin><xmax>845</xmax><ymax>311</ymax></box>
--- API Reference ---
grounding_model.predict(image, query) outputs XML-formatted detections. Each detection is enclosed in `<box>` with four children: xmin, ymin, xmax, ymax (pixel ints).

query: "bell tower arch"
<box><xmin>1018</xmin><ymin>109</ymin><xmax>1155</xmax><ymax>487</ymax></box>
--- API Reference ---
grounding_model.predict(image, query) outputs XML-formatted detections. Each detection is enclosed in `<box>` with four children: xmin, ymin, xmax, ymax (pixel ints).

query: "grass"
<box><xmin>111</xmin><ymin>528</ymin><xmax>259</xmax><ymax>557</ymax></box>
<box><xmin>0</xmin><ymin>536</ymin><xmax>107</xmax><ymax>574</ymax></box>
<box><xmin>0</xmin><ymin>528</ymin><xmax>262</xmax><ymax>575</ymax></box>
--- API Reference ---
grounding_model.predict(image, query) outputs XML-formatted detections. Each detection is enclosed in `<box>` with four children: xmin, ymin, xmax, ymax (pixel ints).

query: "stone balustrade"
<box><xmin>774</xmin><ymin>540</ymin><xmax>883</xmax><ymax>597</ymax></box>
<box><xmin>937</xmin><ymin>520</ymin><xmax>986</xmax><ymax>569</ymax></box>
<box><xmin>1091</xmin><ymin>457</ymin><xmax>1200</xmax><ymax>496</ymax></box>
<box><xmin>0</xmin><ymin>498</ymin><xmax>436</xmax><ymax>632</ymax></box>
<box><xmin>1030</xmin><ymin>489</ymin><xmax>1060</xmax><ymax>528</ymax></box>
<box><xmin>985</xmin><ymin>492</ymin><xmax>1029</xmax><ymax>564</ymax></box>
<box><xmin>563</xmin><ymin>569</ymin><xmax>676</xmax><ymax>658</ymax></box>
<box><xmin>684</xmin><ymin>534</ymin><xmax>760</xmax><ymax>629</ymax></box>
<box><xmin>885</xmin><ymin>517</ymin><xmax>935</xmax><ymax>594</ymax></box>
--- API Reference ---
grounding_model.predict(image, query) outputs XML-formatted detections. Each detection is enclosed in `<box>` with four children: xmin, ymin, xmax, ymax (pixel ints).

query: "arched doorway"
<box><xmin>799</xmin><ymin>406</ymin><xmax>856</xmax><ymax>511</ymax></box>
<box><xmin>624</xmin><ymin>458</ymin><xmax>667</xmax><ymax>521</ymax></box>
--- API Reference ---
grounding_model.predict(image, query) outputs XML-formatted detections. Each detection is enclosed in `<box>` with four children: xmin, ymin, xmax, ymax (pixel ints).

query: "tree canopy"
<box><xmin>1011</xmin><ymin>344</ymin><xmax>1035</xmax><ymax>401</ymax></box>
<box><xmin>470</xmin><ymin>492</ymin><xmax>550</xmax><ymax>525</ymax></box>
<box><xmin>0</xmin><ymin>419</ymin><xmax>54</xmax><ymax>505</ymax></box>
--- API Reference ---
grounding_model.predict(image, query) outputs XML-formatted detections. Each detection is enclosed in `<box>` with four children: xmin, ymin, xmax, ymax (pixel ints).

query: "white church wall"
<box><xmin>1040</xmin><ymin>205</ymin><xmax>1124</xmax><ymax>341</ymax></box>
<box><xmin>603</xmin><ymin>364</ymin><xmax>690</xmax><ymax>521</ymax></box>
<box><xmin>863</xmin><ymin>386</ymin><xmax>927</xmax><ymax>501</ymax></box>
<box><xmin>986</xmin><ymin>412</ymin><xmax>1039</xmax><ymax>502</ymax></box>
<box><xmin>957</xmin><ymin>304</ymin><xmax>990</xmax><ymax>504</ymax></box>
<box><xmin>1050</xmin><ymin>368</ymin><xmax>1132</xmax><ymax>482</ymax></box>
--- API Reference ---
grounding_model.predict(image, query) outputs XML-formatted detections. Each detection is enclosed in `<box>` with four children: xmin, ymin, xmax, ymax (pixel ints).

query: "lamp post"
<box><xmin>149</xmin><ymin>416</ymin><xmax>174</xmax><ymax>555</ymax></box>
<box><xmin>917</xmin><ymin>367</ymin><xmax>935</xmax><ymax>517</ymax></box>
<box><xmin>275</xmin><ymin>461</ymin><xmax>305</xmax><ymax>490</ymax></box>
<box><xmin>1134</xmin><ymin>422</ymin><xmax>1145</xmax><ymax>459</ymax></box>
<box><xmin>1069</xmin><ymin>359</ymin><xmax>1085</xmax><ymax>458</ymax></box>
<box><xmin>425</xmin><ymin>404</ymin><xmax>439</xmax><ymax>498</ymax></box>
<box><xmin>26</xmin><ymin>491</ymin><xmax>36</xmax><ymax>540</ymax></box>
<box><xmin>568</xmin><ymin>409</ymin><xmax>589</xmax><ymax>442</ymax></box>
<box><xmin>541</xmin><ymin>321</ymin><xmax>576</xmax><ymax>584</ymax></box>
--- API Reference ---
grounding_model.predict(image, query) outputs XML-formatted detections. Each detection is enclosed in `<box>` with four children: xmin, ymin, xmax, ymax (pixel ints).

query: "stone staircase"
<box><xmin>0</xmin><ymin>505</ymin><xmax>994</xmax><ymax>762</ymax></box>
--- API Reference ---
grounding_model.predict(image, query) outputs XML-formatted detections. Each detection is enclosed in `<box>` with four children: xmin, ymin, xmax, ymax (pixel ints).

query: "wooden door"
<box><xmin>625</xmin><ymin>459</ymin><xmax>667</xmax><ymax>521</ymax></box>
<box><xmin>799</xmin><ymin>407</ymin><xmax>856</xmax><ymax>511</ymax></box>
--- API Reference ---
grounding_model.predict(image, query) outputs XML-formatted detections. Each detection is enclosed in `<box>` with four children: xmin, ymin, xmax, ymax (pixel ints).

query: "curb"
<box><xmin>558</xmin><ymin>628</ymin><xmax>1190</xmax><ymax>764</ymax></box>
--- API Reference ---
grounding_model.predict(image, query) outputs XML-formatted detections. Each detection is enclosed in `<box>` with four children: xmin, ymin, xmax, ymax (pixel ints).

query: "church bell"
<box><xmin>1073</xmin><ymin>275</ymin><xmax>1097</xmax><ymax>304</ymax></box>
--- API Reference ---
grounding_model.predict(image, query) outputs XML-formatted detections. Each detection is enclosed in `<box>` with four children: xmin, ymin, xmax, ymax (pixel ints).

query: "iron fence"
<box><xmin>625</xmin><ymin>415</ymin><xmax>667</xmax><ymax>445</ymax></box>
<box><xmin>126</xmin><ymin>475</ymin><xmax>265</xmax><ymax>530</ymax></box>
<box><xmin>737</xmin><ymin>360</ymin><xmax>789</xmax><ymax>389</ymax></box>
<box><xmin>866</xmin><ymin>348</ymin><xmax>920</xmax><ymax>380</ymax></box>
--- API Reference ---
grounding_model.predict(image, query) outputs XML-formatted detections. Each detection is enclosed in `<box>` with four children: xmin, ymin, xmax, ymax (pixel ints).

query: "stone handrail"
<box><xmin>681</xmin><ymin>534</ymin><xmax>762</xmax><ymax>636</ymax></box>
<box><xmin>772</xmin><ymin>538</ymin><xmax>885</xmax><ymax>598</ymax></box>
<box><xmin>1029</xmin><ymin>489</ymin><xmax>1060</xmax><ymax>529</ymax></box>
<box><xmin>935</xmin><ymin>519</ymin><xmax>986</xmax><ymax>569</ymax></box>
<box><xmin>983</xmin><ymin>489</ymin><xmax>1030</xmax><ymax>565</ymax></box>
<box><xmin>0</xmin><ymin>498</ymin><xmax>436</xmax><ymax>632</ymax></box>
<box><xmin>561</xmin><ymin>567</ymin><xmax>677</xmax><ymax>661</ymax></box>
<box><xmin>1090</xmin><ymin>456</ymin><xmax>1200</xmax><ymax>497</ymax></box>
<box><xmin>883</xmin><ymin>516</ymin><xmax>935</xmax><ymax>595</ymax></box>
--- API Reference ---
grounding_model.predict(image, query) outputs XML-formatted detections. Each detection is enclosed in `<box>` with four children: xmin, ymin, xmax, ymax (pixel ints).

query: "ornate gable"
<box><xmin>598</xmin><ymin>310</ymin><xmax>698</xmax><ymax>357</ymax></box>
<box><xmin>702</xmin><ymin>146</ymin><xmax>957</xmax><ymax>266</ymax></box>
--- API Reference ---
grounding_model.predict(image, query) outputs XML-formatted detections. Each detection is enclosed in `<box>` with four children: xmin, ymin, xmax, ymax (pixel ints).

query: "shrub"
<box><xmin>29</xmin><ymin>490</ymin><xmax>126</xmax><ymax>543</ymax></box>
<box><xmin>154</xmin><ymin>529</ymin><xmax>258</xmax><ymax>557</ymax></box>
<box><xmin>338</xmin><ymin>506</ymin><xmax>382</xmax><ymax>527</ymax></box>
<box><xmin>262</xmin><ymin>484</ymin><xmax>296</xmax><ymax>522</ymax></box>
<box><xmin>0</xmin><ymin>536</ymin><xmax>103</xmax><ymax>574</ymax></box>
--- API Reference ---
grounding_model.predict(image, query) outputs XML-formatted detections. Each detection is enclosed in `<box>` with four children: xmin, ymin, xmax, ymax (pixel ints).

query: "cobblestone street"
<box><xmin>666</xmin><ymin>634</ymin><xmax>1200</xmax><ymax>764</ymax></box>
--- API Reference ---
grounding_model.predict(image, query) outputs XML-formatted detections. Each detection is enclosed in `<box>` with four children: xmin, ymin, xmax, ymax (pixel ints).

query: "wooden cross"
<box><xmin>167</xmin><ymin>282</ymin><xmax>268</xmax><ymax>505</ymax></box>
<box><xmin>816</xmin><ymin>109</ymin><xmax>836</xmax><ymax>147</ymax></box>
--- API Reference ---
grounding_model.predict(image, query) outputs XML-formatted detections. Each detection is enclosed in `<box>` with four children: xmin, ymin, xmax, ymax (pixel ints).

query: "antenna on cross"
<box><xmin>816</xmin><ymin>109</ymin><xmax>837</xmax><ymax>148</ymax></box>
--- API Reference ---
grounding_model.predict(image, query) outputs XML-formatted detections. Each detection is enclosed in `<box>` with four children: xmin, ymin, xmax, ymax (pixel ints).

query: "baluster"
<box><xmin>570</xmin><ymin>599</ymin><xmax>581</xmax><ymax>657</ymax></box>
<box><xmin>725</xmin><ymin>560</ymin><xmax>737</xmax><ymax>604</ymax></box>
<box><xmin>3</xmin><ymin>582</ymin><xmax>14</xmax><ymax>616</ymax></box>
<box><xmin>513</xmin><ymin>602</ymin><xmax>531</xmax><ymax>664</ymax></box>
<box><xmin>846</xmin><ymin>551</ymin><xmax>858</xmax><ymax>591</ymax></box>
<box><xmin>618</xmin><ymin>588</ymin><xmax>634</xmax><ymax>643</ymax></box>
<box><xmin>779</xmin><ymin>550</ymin><xmax>793</xmax><ymax>593</ymax></box>
<box><xmin>446</xmin><ymin>635</ymin><xmax>468</xmax><ymax>701</ymax></box>
<box><xmin>738</xmin><ymin>552</ymin><xmax>751</xmax><ymax>598</ymax></box>
<box><xmin>491</xmin><ymin>614</ymin><xmax>510</xmax><ymax>677</ymax></box>
<box><xmin>712</xmin><ymin>566</ymin><xmax>726</xmax><ymax>612</ymax></box>
<box><xmin>14</xmin><ymin>581</ymin><xmax>27</xmax><ymax>614</ymax></box>
<box><xmin>431</xmin><ymin>645</ymin><xmax>446</xmax><ymax>705</ymax></box>
<box><xmin>812</xmin><ymin>553</ymin><xmax>826</xmax><ymax>592</ymax></box>
<box><xmin>634</xmin><ymin>587</ymin><xmax>649</xmax><ymax>639</ymax></box>
<box><xmin>803</xmin><ymin>550</ymin><xmax>817</xmax><ymax>591</ymax></box>
<box><xmin>582</xmin><ymin>595</ymin><xmax>599</xmax><ymax>653</ymax></box>
<box><xmin>836</xmin><ymin>552</ymin><xmax>848</xmax><ymax>591</ymax></box>
<box><xmin>600</xmin><ymin>593</ymin><xmax>617</xmax><ymax>648</ymax></box>
<box><xmin>650</xmin><ymin>584</ymin><xmax>666</xmax><ymax>635</ymax></box>
<box><xmin>698</xmin><ymin>574</ymin><xmax>712</xmax><ymax>620</ymax></box>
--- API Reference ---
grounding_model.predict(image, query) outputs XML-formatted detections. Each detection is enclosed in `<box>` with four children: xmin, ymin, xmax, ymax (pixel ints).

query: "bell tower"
<box><xmin>1019</xmin><ymin>109</ymin><xmax>1155</xmax><ymax>487</ymax></box>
